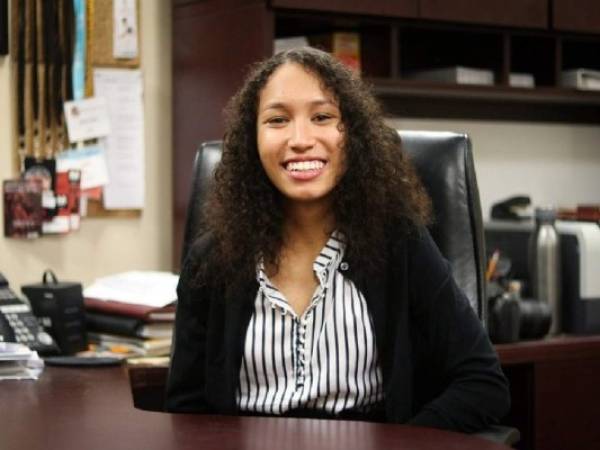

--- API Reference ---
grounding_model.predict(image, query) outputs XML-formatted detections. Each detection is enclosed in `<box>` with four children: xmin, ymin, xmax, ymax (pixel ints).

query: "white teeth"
<box><xmin>286</xmin><ymin>160</ymin><xmax>325</xmax><ymax>171</ymax></box>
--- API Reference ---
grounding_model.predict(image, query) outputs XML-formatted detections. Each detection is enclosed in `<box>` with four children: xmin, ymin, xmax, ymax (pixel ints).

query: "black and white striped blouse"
<box><xmin>236</xmin><ymin>232</ymin><xmax>384</xmax><ymax>415</ymax></box>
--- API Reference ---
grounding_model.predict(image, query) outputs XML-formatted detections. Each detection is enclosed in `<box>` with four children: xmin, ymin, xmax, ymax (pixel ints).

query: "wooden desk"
<box><xmin>0</xmin><ymin>366</ymin><xmax>509</xmax><ymax>450</ymax></box>
<box><xmin>496</xmin><ymin>335</ymin><xmax>600</xmax><ymax>450</ymax></box>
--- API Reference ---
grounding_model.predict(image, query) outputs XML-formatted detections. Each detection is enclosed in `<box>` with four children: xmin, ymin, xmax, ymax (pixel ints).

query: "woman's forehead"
<box><xmin>259</xmin><ymin>63</ymin><xmax>337</xmax><ymax>110</ymax></box>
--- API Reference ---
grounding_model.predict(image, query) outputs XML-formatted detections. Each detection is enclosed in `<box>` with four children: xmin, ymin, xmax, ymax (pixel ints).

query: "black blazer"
<box><xmin>166</xmin><ymin>229</ymin><xmax>509</xmax><ymax>432</ymax></box>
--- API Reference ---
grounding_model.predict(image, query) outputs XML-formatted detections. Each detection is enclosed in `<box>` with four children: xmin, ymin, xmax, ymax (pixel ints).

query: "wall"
<box><xmin>0</xmin><ymin>1</ymin><xmax>172</xmax><ymax>289</ymax></box>
<box><xmin>388</xmin><ymin>117</ymin><xmax>600</xmax><ymax>220</ymax></box>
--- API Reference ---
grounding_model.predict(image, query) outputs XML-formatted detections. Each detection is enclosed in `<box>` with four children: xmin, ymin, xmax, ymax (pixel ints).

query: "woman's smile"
<box><xmin>283</xmin><ymin>158</ymin><xmax>328</xmax><ymax>181</ymax></box>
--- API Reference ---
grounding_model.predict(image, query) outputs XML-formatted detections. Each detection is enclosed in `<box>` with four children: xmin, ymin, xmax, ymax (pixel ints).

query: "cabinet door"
<box><xmin>270</xmin><ymin>0</ymin><xmax>418</xmax><ymax>18</ymax></box>
<box><xmin>553</xmin><ymin>0</ymin><xmax>600</xmax><ymax>33</ymax></box>
<box><xmin>419</xmin><ymin>0</ymin><xmax>547</xmax><ymax>29</ymax></box>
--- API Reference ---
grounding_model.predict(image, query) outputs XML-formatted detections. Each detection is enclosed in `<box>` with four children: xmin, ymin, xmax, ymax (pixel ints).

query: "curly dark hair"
<box><xmin>199</xmin><ymin>47</ymin><xmax>431</xmax><ymax>286</ymax></box>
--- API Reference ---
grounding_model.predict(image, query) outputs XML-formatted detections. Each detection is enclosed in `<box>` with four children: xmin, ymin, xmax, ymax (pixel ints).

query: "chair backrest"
<box><xmin>181</xmin><ymin>131</ymin><xmax>487</xmax><ymax>323</ymax></box>
<box><xmin>399</xmin><ymin>131</ymin><xmax>486</xmax><ymax>323</ymax></box>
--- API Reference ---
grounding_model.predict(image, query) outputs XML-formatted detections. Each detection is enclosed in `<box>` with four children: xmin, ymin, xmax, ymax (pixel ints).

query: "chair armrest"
<box><xmin>473</xmin><ymin>425</ymin><xmax>521</xmax><ymax>447</ymax></box>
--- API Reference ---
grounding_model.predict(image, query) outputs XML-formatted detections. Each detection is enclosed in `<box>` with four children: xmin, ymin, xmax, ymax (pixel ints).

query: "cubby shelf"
<box><xmin>368</xmin><ymin>78</ymin><xmax>600</xmax><ymax>123</ymax></box>
<box><xmin>370</xmin><ymin>78</ymin><xmax>600</xmax><ymax>105</ymax></box>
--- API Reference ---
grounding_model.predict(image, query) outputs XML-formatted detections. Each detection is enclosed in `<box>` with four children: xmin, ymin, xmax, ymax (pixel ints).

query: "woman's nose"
<box><xmin>288</xmin><ymin>120</ymin><xmax>315</xmax><ymax>151</ymax></box>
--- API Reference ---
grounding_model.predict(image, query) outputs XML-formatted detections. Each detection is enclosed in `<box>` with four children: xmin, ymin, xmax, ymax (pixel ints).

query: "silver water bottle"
<box><xmin>528</xmin><ymin>207</ymin><xmax>561</xmax><ymax>335</ymax></box>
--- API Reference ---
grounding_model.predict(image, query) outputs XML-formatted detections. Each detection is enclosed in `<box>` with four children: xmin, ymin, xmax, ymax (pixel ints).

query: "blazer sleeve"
<box><xmin>406</xmin><ymin>231</ymin><xmax>510</xmax><ymax>432</ymax></box>
<box><xmin>165</xmin><ymin>236</ymin><xmax>213</xmax><ymax>413</ymax></box>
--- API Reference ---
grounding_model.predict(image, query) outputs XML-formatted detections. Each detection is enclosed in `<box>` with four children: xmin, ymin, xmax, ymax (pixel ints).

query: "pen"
<box><xmin>485</xmin><ymin>249</ymin><xmax>500</xmax><ymax>281</ymax></box>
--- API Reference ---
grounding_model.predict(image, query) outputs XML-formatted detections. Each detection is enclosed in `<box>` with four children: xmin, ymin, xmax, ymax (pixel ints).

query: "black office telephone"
<box><xmin>0</xmin><ymin>272</ymin><xmax>59</xmax><ymax>354</ymax></box>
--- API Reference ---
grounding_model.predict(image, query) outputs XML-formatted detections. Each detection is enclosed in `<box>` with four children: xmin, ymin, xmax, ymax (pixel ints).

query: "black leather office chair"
<box><xmin>182</xmin><ymin>131</ymin><xmax>486</xmax><ymax>321</ymax></box>
<box><xmin>180</xmin><ymin>131</ymin><xmax>518</xmax><ymax>446</ymax></box>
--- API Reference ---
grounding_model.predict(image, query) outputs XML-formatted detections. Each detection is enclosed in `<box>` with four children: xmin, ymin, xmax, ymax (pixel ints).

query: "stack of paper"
<box><xmin>83</xmin><ymin>271</ymin><xmax>179</xmax><ymax>308</ymax></box>
<box><xmin>509</xmin><ymin>72</ymin><xmax>535</xmax><ymax>88</ymax></box>
<box><xmin>560</xmin><ymin>68</ymin><xmax>600</xmax><ymax>91</ymax></box>
<box><xmin>407</xmin><ymin>66</ymin><xmax>495</xmax><ymax>86</ymax></box>
<box><xmin>0</xmin><ymin>343</ymin><xmax>44</xmax><ymax>381</ymax></box>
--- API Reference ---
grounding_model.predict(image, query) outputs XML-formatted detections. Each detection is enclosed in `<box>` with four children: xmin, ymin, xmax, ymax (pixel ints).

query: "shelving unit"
<box><xmin>172</xmin><ymin>0</ymin><xmax>600</xmax><ymax>267</ymax></box>
<box><xmin>275</xmin><ymin>10</ymin><xmax>600</xmax><ymax>122</ymax></box>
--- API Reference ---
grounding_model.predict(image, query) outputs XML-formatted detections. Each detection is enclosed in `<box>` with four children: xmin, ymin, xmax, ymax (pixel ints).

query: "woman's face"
<box><xmin>256</xmin><ymin>63</ymin><xmax>345</xmax><ymax>209</ymax></box>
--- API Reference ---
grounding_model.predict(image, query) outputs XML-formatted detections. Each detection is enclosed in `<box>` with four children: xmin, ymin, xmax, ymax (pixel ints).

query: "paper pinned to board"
<box><xmin>83</xmin><ymin>271</ymin><xmax>179</xmax><ymax>308</ymax></box>
<box><xmin>113</xmin><ymin>0</ymin><xmax>139</xmax><ymax>59</ymax></box>
<box><xmin>93</xmin><ymin>68</ymin><xmax>145</xmax><ymax>209</ymax></box>
<box><xmin>55</xmin><ymin>145</ymin><xmax>110</xmax><ymax>190</ymax></box>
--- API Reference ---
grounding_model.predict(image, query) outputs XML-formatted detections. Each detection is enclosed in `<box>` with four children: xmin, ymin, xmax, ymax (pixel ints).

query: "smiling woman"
<box><xmin>166</xmin><ymin>47</ymin><xmax>510</xmax><ymax>433</ymax></box>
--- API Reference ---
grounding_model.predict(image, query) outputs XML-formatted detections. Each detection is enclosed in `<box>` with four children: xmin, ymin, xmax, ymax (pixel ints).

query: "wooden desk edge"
<box><xmin>496</xmin><ymin>334</ymin><xmax>600</xmax><ymax>365</ymax></box>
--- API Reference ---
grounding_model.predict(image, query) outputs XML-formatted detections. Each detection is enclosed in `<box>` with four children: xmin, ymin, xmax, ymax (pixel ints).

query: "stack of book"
<box><xmin>83</xmin><ymin>271</ymin><xmax>178</xmax><ymax>359</ymax></box>
<box><xmin>84</xmin><ymin>298</ymin><xmax>175</xmax><ymax>358</ymax></box>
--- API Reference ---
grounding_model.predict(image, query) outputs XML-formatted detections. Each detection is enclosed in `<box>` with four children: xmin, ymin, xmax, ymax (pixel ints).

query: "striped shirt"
<box><xmin>236</xmin><ymin>232</ymin><xmax>384</xmax><ymax>416</ymax></box>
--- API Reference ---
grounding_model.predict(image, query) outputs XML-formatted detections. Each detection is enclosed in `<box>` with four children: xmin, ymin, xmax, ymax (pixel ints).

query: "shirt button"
<box><xmin>340</xmin><ymin>262</ymin><xmax>349</xmax><ymax>271</ymax></box>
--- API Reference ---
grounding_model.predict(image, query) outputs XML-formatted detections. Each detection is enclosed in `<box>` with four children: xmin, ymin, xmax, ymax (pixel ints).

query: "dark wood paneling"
<box><xmin>553</xmin><ymin>0</ymin><xmax>600</xmax><ymax>33</ymax></box>
<box><xmin>501</xmin><ymin>365</ymin><xmax>534</xmax><ymax>450</ymax></box>
<box><xmin>419</xmin><ymin>0</ymin><xmax>548</xmax><ymax>29</ymax></box>
<box><xmin>172</xmin><ymin>0</ymin><xmax>272</xmax><ymax>267</ymax></box>
<box><xmin>270</xmin><ymin>0</ymin><xmax>418</xmax><ymax>18</ymax></box>
<box><xmin>535</xmin><ymin>360</ymin><xmax>600</xmax><ymax>450</ymax></box>
<box><xmin>496</xmin><ymin>336</ymin><xmax>600</xmax><ymax>450</ymax></box>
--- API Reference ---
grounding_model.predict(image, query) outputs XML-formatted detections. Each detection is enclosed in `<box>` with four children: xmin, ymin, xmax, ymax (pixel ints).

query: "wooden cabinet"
<box><xmin>172</xmin><ymin>0</ymin><xmax>600</xmax><ymax>266</ymax></box>
<box><xmin>553</xmin><ymin>0</ymin><xmax>600</xmax><ymax>33</ymax></box>
<box><xmin>419</xmin><ymin>0</ymin><xmax>548</xmax><ymax>29</ymax></box>
<box><xmin>271</xmin><ymin>0</ymin><xmax>418</xmax><ymax>18</ymax></box>
<box><xmin>497</xmin><ymin>336</ymin><xmax>600</xmax><ymax>450</ymax></box>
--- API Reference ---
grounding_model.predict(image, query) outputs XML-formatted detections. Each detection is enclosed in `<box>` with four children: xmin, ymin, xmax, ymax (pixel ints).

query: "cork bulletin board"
<box><xmin>8</xmin><ymin>0</ymin><xmax>144</xmax><ymax>228</ymax></box>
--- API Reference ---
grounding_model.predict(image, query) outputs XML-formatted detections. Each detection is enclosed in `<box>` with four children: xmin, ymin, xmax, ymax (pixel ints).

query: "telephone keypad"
<box><xmin>5</xmin><ymin>312</ymin><xmax>37</xmax><ymax>344</ymax></box>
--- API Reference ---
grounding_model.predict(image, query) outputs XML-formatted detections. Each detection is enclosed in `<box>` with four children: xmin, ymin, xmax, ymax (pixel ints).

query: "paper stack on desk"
<box><xmin>83</xmin><ymin>271</ymin><xmax>178</xmax><ymax>358</ymax></box>
<box><xmin>0</xmin><ymin>343</ymin><xmax>44</xmax><ymax>380</ymax></box>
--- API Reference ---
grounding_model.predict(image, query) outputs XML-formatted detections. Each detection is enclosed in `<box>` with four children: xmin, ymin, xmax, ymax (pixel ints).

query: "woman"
<box><xmin>166</xmin><ymin>47</ymin><xmax>509</xmax><ymax>432</ymax></box>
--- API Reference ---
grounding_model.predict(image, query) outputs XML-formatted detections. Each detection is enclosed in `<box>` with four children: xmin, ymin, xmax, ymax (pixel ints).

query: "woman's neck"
<box><xmin>282</xmin><ymin>201</ymin><xmax>335</xmax><ymax>254</ymax></box>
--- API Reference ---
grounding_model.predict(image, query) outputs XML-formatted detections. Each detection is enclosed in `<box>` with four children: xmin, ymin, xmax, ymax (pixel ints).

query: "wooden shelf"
<box><xmin>370</xmin><ymin>78</ymin><xmax>600</xmax><ymax>104</ymax></box>
<box><xmin>368</xmin><ymin>78</ymin><xmax>600</xmax><ymax>123</ymax></box>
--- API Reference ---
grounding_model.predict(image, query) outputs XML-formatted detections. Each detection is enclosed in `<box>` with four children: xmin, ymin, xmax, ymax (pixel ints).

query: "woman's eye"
<box><xmin>313</xmin><ymin>113</ymin><xmax>333</xmax><ymax>123</ymax></box>
<box><xmin>266</xmin><ymin>116</ymin><xmax>288</xmax><ymax>126</ymax></box>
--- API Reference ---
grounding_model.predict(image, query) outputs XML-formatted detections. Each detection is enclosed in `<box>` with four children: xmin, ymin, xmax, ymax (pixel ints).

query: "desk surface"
<box><xmin>0</xmin><ymin>366</ymin><xmax>510</xmax><ymax>450</ymax></box>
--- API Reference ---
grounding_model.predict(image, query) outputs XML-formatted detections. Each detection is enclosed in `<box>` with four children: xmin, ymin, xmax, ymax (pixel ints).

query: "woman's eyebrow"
<box><xmin>261</xmin><ymin>99</ymin><xmax>337</xmax><ymax>112</ymax></box>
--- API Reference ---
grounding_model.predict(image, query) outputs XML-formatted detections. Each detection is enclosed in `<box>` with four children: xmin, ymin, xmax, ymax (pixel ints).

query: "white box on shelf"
<box><xmin>274</xmin><ymin>36</ymin><xmax>310</xmax><ymax>55</ymax></box>
<box><xmin>509</xmin><ymin>72</ymin><xmax>535</xmax><ymax>88</ymax></box>
<box><xmin>560</xmin><ymin>68</ymin><xmax>600</xmax><ymax>91</ymax></box>
<box><xmin>407</xmin><ymin>66</ymin><xmax>495</xmax><ymax>86</ymax></box>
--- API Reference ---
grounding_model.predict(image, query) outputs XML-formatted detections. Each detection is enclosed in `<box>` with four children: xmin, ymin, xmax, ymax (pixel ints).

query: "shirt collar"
<box><xmin>312</xmin><ymin>230</ymin><xmax>345</xmax><ymax>285</ymax></box>
<box><xmin>257</xmin><ymin>230</ymin><xmax>346</xmax><ymax>288</ymax></box>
